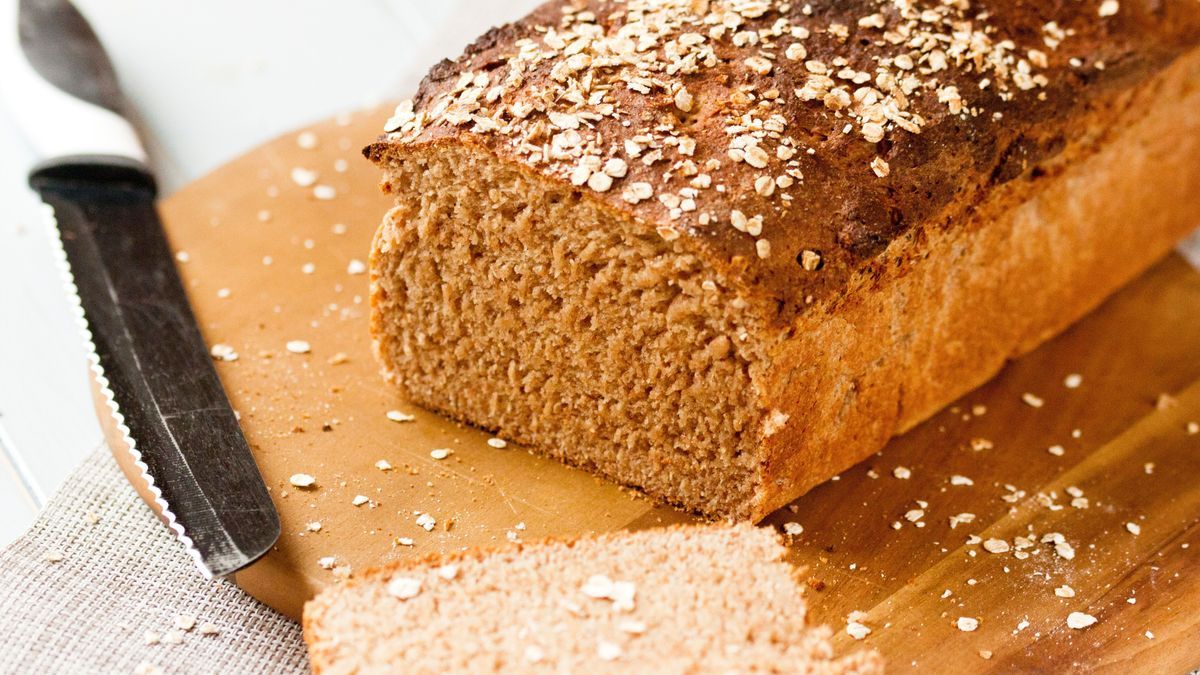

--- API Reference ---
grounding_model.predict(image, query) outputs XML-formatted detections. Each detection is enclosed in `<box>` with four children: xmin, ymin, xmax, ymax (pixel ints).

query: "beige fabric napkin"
<box><xmin>0</xmin><ymin>446</ymin><xmax>307</xmax><ymax>674</ymax></box>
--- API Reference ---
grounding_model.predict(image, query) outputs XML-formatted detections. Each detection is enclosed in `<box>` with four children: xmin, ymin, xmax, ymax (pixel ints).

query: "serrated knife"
<box><xmin>0</xmin><ymin>0</ymin><xmax>279</xmax><ymax>577</ymax></box>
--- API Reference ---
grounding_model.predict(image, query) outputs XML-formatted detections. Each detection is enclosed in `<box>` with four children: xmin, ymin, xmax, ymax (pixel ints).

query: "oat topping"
<box><xmin>289</xmin><ymin>473</ymin><xmax>316</xmax><ymax>488</ymax></box>
<box><xmin>383</xmin><ymin>0</ymin><xmax>1066</xmax><ymax>255</ymax></box>
<box><xmin>386</xmin><ymin>410</ymin><xmax>416</xmax><ymax>423</ymax></box>
<box><xmin>285</xmin><ymin>340</ymin><xmax>312</xmax><ymax>354</ymax></box>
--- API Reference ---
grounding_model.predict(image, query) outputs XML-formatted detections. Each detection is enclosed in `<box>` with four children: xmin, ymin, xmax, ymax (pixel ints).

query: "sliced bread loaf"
<box><xmin>303</xmin><ymin>524</ymin><xmax>881</xmax><ymax>673</ymax></box>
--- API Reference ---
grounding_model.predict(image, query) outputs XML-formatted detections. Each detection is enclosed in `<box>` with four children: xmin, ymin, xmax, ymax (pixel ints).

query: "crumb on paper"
<box><xmin>375</xmin><ymin>459</ymin><xmax>393</xmax><ymax>471</ymax></box>
<box><xmin>174</xmin><ymin>615</ymin><xmax>195</xmax><ymax>632</ymax></box>
<box><xmin>956</xmin><ymin>617</ymin><xmax>979</xmax><ymax>632</ymax></box>
<box><xmin>289</xmin><ymin>473</ymin><xmax>316</xmax><ymax>488</ymax></box>
<box><xmin>386</xmin><ymin>410</ymin><xmax>416</xmax><ymax>423</ymax></box>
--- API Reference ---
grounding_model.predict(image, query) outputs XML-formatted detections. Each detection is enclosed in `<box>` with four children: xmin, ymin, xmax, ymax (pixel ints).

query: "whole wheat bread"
<box><xmin>303</xmin><ymin>524</ymin><xmax>881</xmax><ymax>673</ymax></box>
<box><xmin>367</xmin><ymin>0</ymin><xmax>1200</xmax><ymax>519</ymax></box>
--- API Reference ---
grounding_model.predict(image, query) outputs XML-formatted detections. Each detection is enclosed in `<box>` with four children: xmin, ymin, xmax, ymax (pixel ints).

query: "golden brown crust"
<box><xmin>367</xmin><ymin>0</ymin><xmax>1200</xmax><ymax>328</ymax></box>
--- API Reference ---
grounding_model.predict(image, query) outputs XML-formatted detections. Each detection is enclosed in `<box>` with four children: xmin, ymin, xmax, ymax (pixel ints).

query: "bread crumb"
<box><xmin>386</xmin><ymin>576</ymin><xmax>422</xmax><ymax>600</ymax></box>
<box><xmin>892</xmin><ymin>466</ymin><xmax>912</xmax><ymax>480</ymax></box>
<box><xmin>375</xmin><ymin>459</ymin><xmax>393</xmax><ymax>471</ymax></box>
<box><xmin>1048</xmin><ymin>445</ymin><xmax>1065</xmax><ymax>457</ymax></box>
<box><xmin>319</xmin><ymin>556</ymin><xmax>337</xmax><ymax>569</ymax></box>
<box><xmin>1063</xmin><ymin>373</ymin><xmax>1083</xmax><ymax>388</ymax></box>
<box><xmin>416</xmin><ymin>513</ymin><xmax>437</xmax><ymax>531</ymax></box>
<box><xmin>782</xmin><ymin>522</ymin><xmax>804</xmax><ymax>536</ymax></box>
<box><xmin>430</xmin><ymin>448</ymin><xmax>452</xmax><ymax>460</ymax></box>
<box><xmin>1126</xmin><ymin>522</ymin><xmax>1141</xmax><ymax>536</ymax></box>
<box><xmin>386</xmin><ymin>410</ymin><xmax>416</xmax><ymax>423</ymax></box>
<box><xmin>285</xmin><ymin>340</ymin><xmax>311</xmax><ymax>354</ymax></box>
<box><xmin>1055</xmin><ymin>585</ymin><xmax>1076</xmax><ymax>598</ymax></box>
<box><xmin>950</xmin><ymin>475</ymin><xmax>974</xmax><ymax>486</ymax></box>
<box><xmin>197</xmin><ymin>623</ymin><xmax>219</xmax><ymax>636</ymax></box>
<box><xmin>352</xmin><ymin>495</ymin><xmax>369</xmax><ymax>506</ymax></box>
<box><xmin>174</xmin><ymin>615</ymin><xmax>195</xmax><ymax>632</ymax></box>
<box><xmin>1098</xmin><ymin>0</ymin><xmax>1119</xmax><ymax>17</ymax></box>
<box><xmin>210</xmin><ymin>344</ymin><xmax>239</xmax><ymax>362</ymax></box>
<box><xmin>978</xmin><ymin>650</ymin><xmax>993</xmax><ymax>660</ymax></box>
<box><xmin>487</xmin><ymin>438</ymin><xmax>508</xmax><ymax>449</ymax></box>
<box><xmin>1066</xmin><ymin>612</ymin><xmax>1097</xmax><ymax>629</ymax></box>
<box><xmin>289</xmin><ymin>473</ymin><xmax>316</xmax><ymax>488</ymax></box>
<box><xmin>956</xmin><ymin>617</ymin><xmax>979</xmax><ymax>632</ymax></box>
<box><xmin>347</xmin><ymin>259</ymin><xmax>367</xmax><ymax>275</ymax></box>
<box><xmin>1022</xmin><ymin>392</ymin><xmax>1044</xmax><ymax>408</ymax></box>
<box><xmin>307</xmin><ymin>521</ymin><xmax>322</xmax><ymax>532</ymax></box>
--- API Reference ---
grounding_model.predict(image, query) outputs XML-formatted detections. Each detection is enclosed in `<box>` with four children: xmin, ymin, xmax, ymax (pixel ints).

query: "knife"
<box><xmin>0</xmin><ymin>0</ymin><xmax>280</xmax><ymax>578</ymax></box>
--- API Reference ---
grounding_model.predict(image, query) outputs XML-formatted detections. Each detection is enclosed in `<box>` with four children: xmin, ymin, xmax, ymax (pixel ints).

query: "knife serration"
<box><xmin>33</xmin><ymin>164</ymin><xmax>280</xmax><ymax>578</ymax></box>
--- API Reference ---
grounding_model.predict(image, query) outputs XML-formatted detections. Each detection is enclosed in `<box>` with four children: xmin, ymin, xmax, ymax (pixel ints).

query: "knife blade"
<box><xmin>1</xmin><ymin>0</ymin><xmax>279</xmax><ymax>577</ymax></box>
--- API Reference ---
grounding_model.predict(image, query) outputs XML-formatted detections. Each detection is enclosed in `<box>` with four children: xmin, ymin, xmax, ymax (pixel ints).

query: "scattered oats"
<box><xmin>285</xmin><ymin>340</ymin><xmax>311</xmax><ymax>354</ymax></box>
<box><xmin>1066</xmin><ymin>612</ymin><xmax>1097</xmax><ymax>629</ymax></box>
<box><xmin>1145</xmin><ymin>631</ymin><xmax>1155</xmax><ymax>639</ymax></box>
<box><xmin>375</xmin><ymin>459</ymin><xmax>393</xmax><ymax>471</ymax></box>
<box><xmin>396</xmin><ymin>537</ymin><xmax>414</xmax><ymax>547</ymax></box>
<box><xmin>892</xmin><ymin>466</ymin><xmax>912</xmax><ymax>480</ymax></box>
<box><xmin>983</xmin><ymin>538</ymin><xmax>1010</xmax><ymax>554</ymax></box>
<box><xmin>1126</xmin><ymin>522</ymin><xmax>1141</xmax><ymax>536</ymax></box>
<box><xmin>289</xmin><ymin>473</ymin><xmax>316</xmax><ymax>488</ymax></box>
<box><xmin>144</xmin><ymin>631</ymin><xmax>161</xmax><ymax>645</ymax></box>
<box><xmin>210</xmin><ymin>344</ymin><xmax>238</xmax><ymax>362</ymax></box>
<box><xmin>386</xmin><ymin>576</ymin><xmax>422</xmax><ymax>600</ymax></box>
<box><xmin>904</xmin><ymin>508</ymin><xmax>925</xmax><ymax>523</ymax></box>
<box><xmin>174</xmin><ymin>615</ymin><xmax>195</xmax><ymax>632</ymax></box>
<box><xmin>313</xmin><ymin>185</ymin><xmax>337</xmax><ymax>200</ymax></box>
<box><xmin>386</xmin><ymin>410</ymin><xmax>416</xmax><ymax>423</ymax></box>
<box><xmin>597</xmin><ymin>640</ymin><xmax>622</xmax><ymax>661</ymax></box>
<box><xmin>318</xmin><ymin>556</ymin><xmax>337</xmax><ymax>569</ymax></box>
<box><xmin>957</xmin><ymin>617</ymin><xmax>980</xmax><ymax>632</ymax></box>
<box><xmin>347</xmin><ymin>259</ymin><xmax>367</xmax><ymax>275</ymax></box>
<box><xmin>1098</xmin><ymin>0</ymin><xmax>1120</xmax><ymax>17</ymax></box>
<box><xmin>846</xmin><ymin>619</ymin><xmax>872</xmax><ymax>640</ymax></box>
<box><xmin>296</xmin><ymin>131</ymin><xmax>318</xmax><ymax>149</ymax></box>
<box><xmin>950</xmin><ymin>475</ymin><xmax>975</xmax><ymax>486</ymax></box>
<box><xmin>197</xmin><ymin>623</ymin><xmax>219</xmax><ymax>636</ymax></box>
<box><xmin>800</xmin><ymin>250</ymin><xmax>822</xmax><ymax>271</ymax></box>
<box><xmin>979</xmin><ymin>650</ymin><xmax>993</xmax><ymax>660</ymax></box>
<box><xmin>352</xmin><ymin>495</ymin><xmax>370</xmax><ymax>506</ymax></box>
<box><xmin>85</xmin><ymin>511</ymin><xmax>99</xmax><ymax>525</ymax></box>
<box><xmin>430</xmin><ymin>448</ymin><xmax>452</xmax><ymax>460</ymax></box>
<box><xmin>290</xmin><ymin>167</ymin><xmax>318</xmax><ymax>187</ymax></box>
<box><xmin>487</xmin><ymin>437</ymin><xmax>508</xmax><ymax>449</ymax></box>
<box><xmin>674</xmin><ymin>87</ymin><xmax>695</xmax><ymax>113</ymax></box>
<box><xmin>1055</xmin><ymin>541</ymin><xmax>1076</xmax><ymax>560</ymax></box>
<box><xmin>745</xmin><ymin>56</ymin><xmax>773</xmax><ymax>75</ymax></box>
<box><xmin>622</xmin><ymin>182</ymin><xmax>653</xmax><ymax>204</ymax></box>
<box><xmin>783</xmin><ymin>522</ymin><xmax>804</xmax><ymax>536</ymax></box>
<box><xmin>1064</xmin><ymin>373</ymin><xmax>1083</xmax><ymax>389</ymax></box>
<box><xmin>43</xmin><ymin>550</ymin><xmax>64</xmax><ymax>563</ymax></box>
<box><xmin>416</xmin><ymin>513</ymin><xmax>437</xmax><ymax>531</ymax></box>
<box><xmin>949</xmin><ymin>513</ymin><xmax>976</xmax><ymax>529</ymax></box>
<box><xmin>1048</xmin><ymin>445</ymin><xmax>1065</xmax><ymax>457</ymax></box>
<box><xmin>1022</xmin><ymin>392</ymin><xmax>1045</xmax><ymax>408</ymax></box>
<box><xmin>587</xmin><ymin>171</ymin><xmax>614</xmax><ymax>193</ymax></box>
<box><xmin>134</xmin><ymin>662</ymin><xmax>163</xmax><ymax>675</ymax></box>
<box><xmin>870</xmin><ymin>156</ymin><xmax>890</xmax><ymax>178</ymax></box>
<box><xmin>307</xmin><ymin>521</ymin><xmax>322</xmax><ymax>532</ymax></box>
<box><xmin>756</xmin><ymin>239</ymin><xmax>772</xmax><ymax>259</ymax></box>
<box><xmin>1055</xmin><ymin>585</ymin><xmax>1076</xmax><ymax>598</ymax></box>
<box><xmin>162</xmin><ymin>630</ymin><xmax>184</xmax><ymax>645</ymax></box>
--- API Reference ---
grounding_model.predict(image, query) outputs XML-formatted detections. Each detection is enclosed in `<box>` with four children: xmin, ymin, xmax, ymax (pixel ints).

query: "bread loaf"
<box><xmin>367</xmin><ymin>0</ymin><xmax>1200</xmax><ymax>519</ymax></box>
<box><xmin>303</xmin><ymin>524</ymin><xmax>882</xmax><ymax>673</ymax></box>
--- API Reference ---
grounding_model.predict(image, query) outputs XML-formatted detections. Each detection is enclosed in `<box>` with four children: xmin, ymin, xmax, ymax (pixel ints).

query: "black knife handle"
<box><xmin>31</xmin><ymin>171</ymin><xmax>280</xmax><ymax>577</ymax></box>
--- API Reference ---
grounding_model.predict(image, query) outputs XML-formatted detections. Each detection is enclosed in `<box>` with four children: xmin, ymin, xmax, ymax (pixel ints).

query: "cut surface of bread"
<box><xmin>367</xmin><ymin>0</ymin><xmax>1200</xmax><ymax>519</ymax></box>
<box><xmin>303</xmin><ymin>524</ymin><xmax>881</xmax><ymax>674</ymax></box>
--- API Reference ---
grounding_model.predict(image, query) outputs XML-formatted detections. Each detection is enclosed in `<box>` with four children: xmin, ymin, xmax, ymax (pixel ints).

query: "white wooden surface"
<box><xmin>0</xmin><ymin>0</ymin><xmax>540</xmax><ymax>547</ymax></box>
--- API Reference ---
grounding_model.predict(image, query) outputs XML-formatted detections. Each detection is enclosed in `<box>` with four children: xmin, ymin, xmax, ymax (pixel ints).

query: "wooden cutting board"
<box><xmin>106</xmin><ymin>105</ymin><xmax>1200</xmax><ymax>671</ymax></box>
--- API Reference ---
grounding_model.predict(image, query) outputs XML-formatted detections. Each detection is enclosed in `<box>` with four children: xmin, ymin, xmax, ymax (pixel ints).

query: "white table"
<box><xmin>0</xmin><ymin>0</ymin><xmax>540</xmax><ymax>547</ymax></box>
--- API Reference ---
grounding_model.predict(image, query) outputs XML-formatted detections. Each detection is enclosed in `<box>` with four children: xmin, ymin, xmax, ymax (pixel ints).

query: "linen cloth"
<box><xmin>0</xmin><ymin>445</ymin><xmax>308</xmax><ymax>674</ymax></box>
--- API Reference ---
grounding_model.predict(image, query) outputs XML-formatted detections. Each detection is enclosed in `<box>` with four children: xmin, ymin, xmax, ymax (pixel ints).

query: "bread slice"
<box><xmin>303</xmin><ymin>524</ymin><xmax>881</xmax><ymax>673</ymax></box>
<box><xmin>367</xmin><ymin>1</ymin><xmax>1200</xmax><ymax>519</ymax></box>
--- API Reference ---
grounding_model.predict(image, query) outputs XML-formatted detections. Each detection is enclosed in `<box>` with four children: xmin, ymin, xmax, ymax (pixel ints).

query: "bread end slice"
<box><xmin>303</xmin><ymin>523</ymin><xmax>882</xmax><ymax>673</ymax></box>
